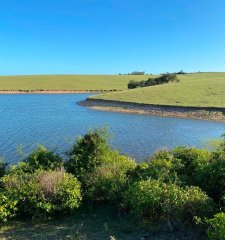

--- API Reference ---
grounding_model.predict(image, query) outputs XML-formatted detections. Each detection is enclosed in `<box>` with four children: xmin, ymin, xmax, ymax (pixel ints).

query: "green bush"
<box><xmin>207</xmin><ymin>212</ymin><xmax>225</xmax><ymax>240</ymax></box>
<box><xmin>172</xmin><ymin>147</ymin><xmax>211</xmax><ymax>185</ymax></box>
<box><xmin>130</xmin><ymin>150</ymin><xmax>181</xmax><ymax>183</ymax></box>
<box><xmin>173</xmin><ymin>186</ymin><xmax>215</xmax><ymax>222</ymax></box>
<box><xmin>123</xmin><ymin>179</ymin><xmax>214</xmax><ymax>223</ymax></box>
<box><xmin>141</xmin><ymin>147</ymin><xmax>211</xmax><ymax>186</ymax></box>
<box><xmin>7</xmin><ymin>162</ymin><xmax>33</xmax><ymax>175</ymax></box>
<box><xmin>65</xmin><ymin>128</ymin><xmax>112</xmax><ymax>181</ymax></box>
<box><xmin>0</xmin><ymin>159</ymin><xmax>7</xmax><ymax>179</ymax></box>
<box><xmin>198</xmin><ymin>150</ymin><xmax>225</xmax><ymax>203</ymax></box>
<box><xmin>0</xmin><ymin>170</ymin><xmax>81</xmax><ymax>221</ymax></box>
<box><xmin>25</xmin><ymin>145</ymin><xmax>63</xmax><ymax>171</ymax></box>
<box><xmin>123</xmin><ymin>179</ymin><xmax>164</xmax><ymax>219</ymax></box>
<box><xmin>0</xmin><ymin>191</ymin><xmax>18</xmax><ymax>222</ymax></box>
<box><xmin>128</xmin><ymin>162</ymin><xmax>150</xmax><ymax>181</ymax></box>
<box><xmin>86</xmin><ymin>153</ymin><xmax>136</xmax><ymax>202</ymax></box>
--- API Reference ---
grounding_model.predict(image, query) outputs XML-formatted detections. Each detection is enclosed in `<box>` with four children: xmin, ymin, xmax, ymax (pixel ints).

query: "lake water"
<box><xmin>0</xmin><ymin>94</ymin><xmax>224</xmax><ymax>163</ymax></box>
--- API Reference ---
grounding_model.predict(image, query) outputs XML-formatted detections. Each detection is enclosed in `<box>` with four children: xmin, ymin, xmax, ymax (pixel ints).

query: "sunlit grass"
<box><xmin>91</xmin><ymin>72</ymin><xmax>225</xmax><ymax>108</ymax></box>
<box><xmin>0</xmin><ymin>75</ymin><xmax>154</xmax><ymax>91</ymax></box>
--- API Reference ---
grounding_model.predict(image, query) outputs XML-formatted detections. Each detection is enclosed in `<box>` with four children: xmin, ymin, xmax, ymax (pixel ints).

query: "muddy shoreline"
<box><xmin>79</xmin><ymin>98</ymin><xmax>225</xmax><ymax>122</ymax></box>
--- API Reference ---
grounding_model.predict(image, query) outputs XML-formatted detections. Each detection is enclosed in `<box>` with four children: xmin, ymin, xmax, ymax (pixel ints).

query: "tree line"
<box><xmin>128</xmin><ymin>73</ymin><xmax>179</xmax><ymax>89</ymax></box>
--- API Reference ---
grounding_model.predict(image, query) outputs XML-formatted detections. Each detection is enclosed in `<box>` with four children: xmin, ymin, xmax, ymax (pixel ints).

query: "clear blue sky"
<box><xmin>0</xmin><ymin>0</ymin><xmax>225</xmax><ymax>75</ymax></box>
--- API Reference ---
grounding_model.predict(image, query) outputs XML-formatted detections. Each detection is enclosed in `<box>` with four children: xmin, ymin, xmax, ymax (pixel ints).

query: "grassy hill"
<box><xmin>91</xmin><ymin>72</ymin><xmax>225</xmax><ymax>108</ymax></box>
<box><xmin>1</xmin><ymin>73</ymin><xmax>224</xmax><ymax>108</ymax></box>
<box><xmin>0</xmin><ymin>75</ymin><xmax>151</xmax><ymax>91</ymax></box>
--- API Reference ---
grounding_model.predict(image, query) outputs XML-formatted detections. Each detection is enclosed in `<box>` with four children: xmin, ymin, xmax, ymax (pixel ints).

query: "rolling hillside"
<box><xmin>91</xmin><ymin>73</ymin><xmax>225</xmax><ymax>108</ymax></box>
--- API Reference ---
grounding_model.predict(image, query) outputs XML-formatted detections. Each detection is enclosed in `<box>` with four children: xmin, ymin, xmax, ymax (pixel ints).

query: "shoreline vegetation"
<box><xmin>0</xmin><ymin>90</ymin><xmax>114</xmax><ymax>94</ymax></box>
<box><xmin>79</xmin><ymin>98</ymin><xmax>225</xmax><ymax>122</ymax></box>
<box><xmin>0</xmin><ymin>128</ymin><xmax>225</xmax><ymax>239</ymax></box>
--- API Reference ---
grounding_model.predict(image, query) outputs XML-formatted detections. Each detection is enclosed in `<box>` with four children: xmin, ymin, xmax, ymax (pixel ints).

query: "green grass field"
<box><xmin>91</xmin><ymin>72</ymin><xmax>225</xmax><ymax>108</ymax></box>
<box><xmin>0</xmin><ymin>75</ymin><xmax>151</xmax><ymax>91</ymax></box>
<box><xmin>1</xmin><ymin>73</ymin><xmax>225</xmax><ymax>108</ymax></box>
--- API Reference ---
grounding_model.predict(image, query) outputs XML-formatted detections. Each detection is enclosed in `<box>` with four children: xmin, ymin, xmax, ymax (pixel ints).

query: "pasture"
<box><xmin>91</xmin><ymin>72</ymin><xmax>225</xmax><ymax>108</ymax></box>
<box><xmin>0</xmin><ymin>75</ymin><xmax>151</xmax><ymax>91</ymax></box>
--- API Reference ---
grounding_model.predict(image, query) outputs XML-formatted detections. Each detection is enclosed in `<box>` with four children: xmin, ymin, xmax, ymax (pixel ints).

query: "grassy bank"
<box><xmin>0</xmin><ymin>75</ymin><xmax>152</xmax><ymax>91</ymax></box>
<box><xmin>0</xmin><ymin>203</ymin><xmax>201</xmax><ymax>240</ymax></box>
<box><xmin>91</xmin><ymin>72</ymin><xmax>225</xmax><ymax>108</ymax></box>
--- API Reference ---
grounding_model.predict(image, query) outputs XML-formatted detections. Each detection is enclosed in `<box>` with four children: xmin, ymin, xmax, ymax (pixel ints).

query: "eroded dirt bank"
<box><xmin>79</xmin><ymin>98</ymin><xmax>225</xmax><ymax>122</ymax></box>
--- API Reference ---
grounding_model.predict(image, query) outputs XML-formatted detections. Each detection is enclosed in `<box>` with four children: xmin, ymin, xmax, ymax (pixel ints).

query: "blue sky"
<box><xmin>0</xmin><ymin>0</ymin><xmax>225</xmax><ymax>75</ymax></box>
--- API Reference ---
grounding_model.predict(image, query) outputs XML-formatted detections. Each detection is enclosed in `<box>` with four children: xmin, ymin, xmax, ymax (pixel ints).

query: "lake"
<box><xmin>0</xmin><ymin>94</ymin><xmax>224</xmax><ymax>163</ymax></box>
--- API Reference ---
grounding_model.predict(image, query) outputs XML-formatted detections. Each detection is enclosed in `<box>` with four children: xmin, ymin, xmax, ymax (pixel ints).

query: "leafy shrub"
<box><xmin>139</xmin><ymin>148</ymin><xmax>211</xmax><ymax>186</ymax></box>
<box><xmin>0</xmin><ymin>191</ymin><xmax>18</xmax><ymax>222</ymax></box>
<box><xmin>0</xmin><ymin>159</ymin><xmax>7</xmax><ymax>179</ymax></box>
<box><xmin>218</xmin><ymin>134</ymin><xmax>225</xmax><ymax>152</ymax></box>
<box><xmin>66</xmin><ymin>128</ymin><xmax>112</xmax><ymax>181</ymax></box>
<box><xmin>130</xmin><ymin>150</ymin><xmax>181</xmax><ymax>183</ymax></box>
<box><xmin>0</xmin><ymin>170</ymin><xmax>81</xmax><ymax>221</ymax></box>
<box><xmin>25</xmin><ymin>145</ymin><xmax>63</xmax><ymax>171</ymax></box>
<box><xmin>199</xmin><ymin>150</ymin><xmax>225</xmax><ymax>203</ymax></box>
<box><xmin>173</xmin><ymin>186</ymin><xmax>215</xmax><ymax>222</ymax></box>
<box><xmin>123</xmin><ymin>179</ymin><xmax>214</xmax><ymax>223</ymax></box>
<box><xmin>7</xmin><ymin>162</ymin><xmax>33</xmax><ymax>175</ymax></box>
<box><xmin>172</xmin><ymin>147</ymin><xmax>211</xmax><ymax>185</ymax></box>
<box><xmin>128</xmin><ymin>162</ymin><xmax>150</xmax><ymax>181</ymax></box>
<box><xmin>207</xmin><ymin>212</ymin><xmax>225</xmax><ymax>240</ymax></box>
<box><xmin>142</xmin><ymin>147</ymin><xmax>223</xmax><ymax>203</ymax></box>
<box><xmin>86</xmin><ymin>153</ymin><xmax>136</xmax><ymax>202</ymax></box>
<box><xmin>123</xmin><ymin>179</ymin><xmax>164</xmax><ymax>218</ymax></box>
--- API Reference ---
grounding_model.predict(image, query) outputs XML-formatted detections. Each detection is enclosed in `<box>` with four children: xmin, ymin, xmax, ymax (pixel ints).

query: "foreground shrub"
<box><xmin>7</xmin><ymin>162</ymin><xmax>33</xmax><ymax>175</ymax></box>
<box><xmin>198</xmin><ymin>150</ymin><xmax>225</xmax><ymax>203</ymax></box>
<box><xmin>66</xmin><ymin>128</ymin><xmax>112</xmax><ymax>181</ymax></box>
<box><xmin>207</xmin><ymin>212</ymin><xmax>225</xmax><ymax>240</ymax></box>
<box><xmin>139</xmin><ymin>147</ymin><xmax>211</xmax><ymax>186</ymax></box>
<box><xmin>0</xmin><ymin>192</ymin><xmax>18</xmax><ymax>222</ymax></box>
<box><xmin>143</xmin><ymin>147</ymin><xmax>224</xmax><ymax>204</ymax></box>
<box><xmin>128</xmin><ymin>161</ymin><xmax>178</xmax><ymax>184</ymax></box>
<box><xmin>123</xmin><ymin>179</ymin><xmax>164</xmax><ymax>218</ymax></box>
<box><xmin>0</xmin><ymin>170</ymin><xmax>81</xmax><ymax>221</ymax></box>
<box><xmin>25</xmin><ymin>145</ymin><xmax>63</xmax><ymax>171</ymax></box>
<box><xmin>130</xmin><ymin>150</ymin><xmax>182</xmax><ymax>184</ymax></box>
<box><xmin>173</xmin><ymin>186</ymin><xmax>215</xmax><ymax>222</ymax></box>
<box><xmin>86</xmin><ymin>153</ymin><xmax>136</xmax><ymax>202</ymax></box>
<box><xmin>172</xmin><ymin>147</ymin><xmax>211</xmax><ymax>185</ymax></box>
<box><xmin>0</xmin><ymin>159</ymin><xmax>7</xmax><ymax>179</ymax></box>
<box><xmin>123</xmin><ymin>179</ymin><xmax>214</xmax><ymax>224</ymax></box>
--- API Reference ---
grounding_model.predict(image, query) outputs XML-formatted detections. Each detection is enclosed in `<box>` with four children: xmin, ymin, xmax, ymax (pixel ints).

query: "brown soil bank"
<box><xmin>79</xmin><ymin>98</ymin><xmax>225</xmax><ymax>122</ymax></box>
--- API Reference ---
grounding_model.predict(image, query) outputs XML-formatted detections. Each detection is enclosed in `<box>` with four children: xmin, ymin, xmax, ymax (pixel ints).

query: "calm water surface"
<box><xmin>0</xmin><ymin>94</ymin><xmax>224</xmax><ymax>163</ymax></box>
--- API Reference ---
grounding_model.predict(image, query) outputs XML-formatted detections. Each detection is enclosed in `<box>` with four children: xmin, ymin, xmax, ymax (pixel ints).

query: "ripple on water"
<box><xmin>0</xmin><ymin>94</ymin><xmax>224</xmax><ymax>163</ymax></box>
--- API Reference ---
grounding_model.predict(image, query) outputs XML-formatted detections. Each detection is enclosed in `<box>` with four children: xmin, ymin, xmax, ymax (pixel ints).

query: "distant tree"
<box><xmin>131</xmin><ymin>71</ymin><xmax>145</xmax><ymax>75</ymax></box>
<box><xmin>177</xmin><ymin>70</ymin><xmax>186</xmax><ymax>74</ymax></box>
<box><xmin>128</xmin><ymin>80</ymin><xmax>141</xmax><ymax>89</ymax></box>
